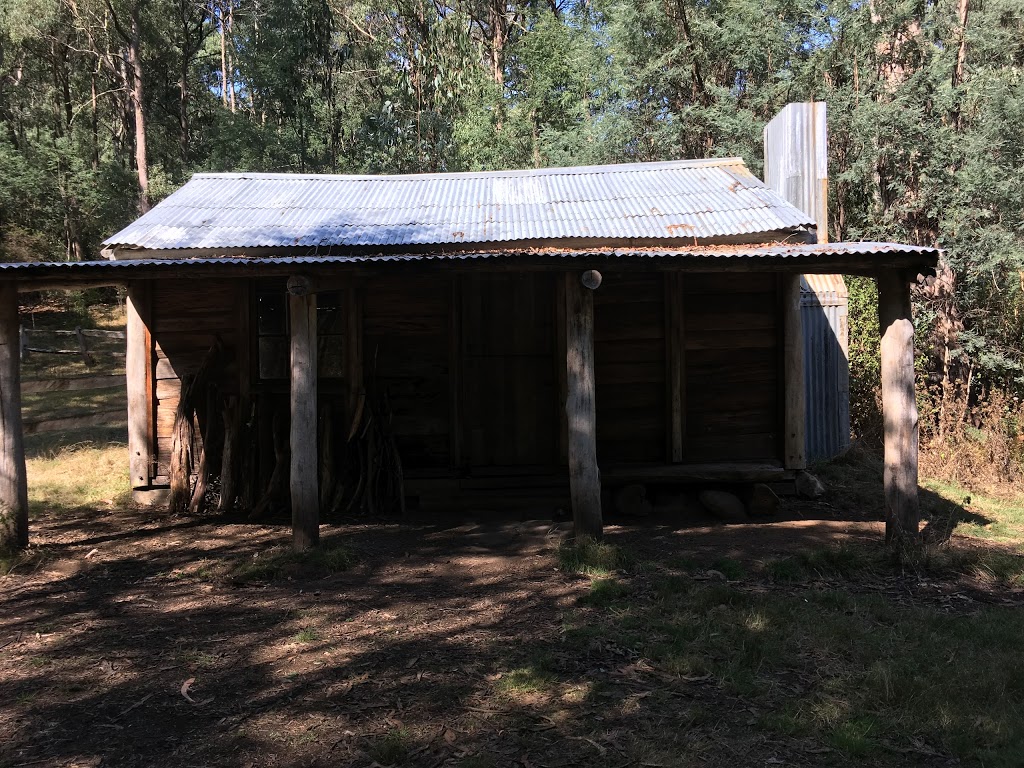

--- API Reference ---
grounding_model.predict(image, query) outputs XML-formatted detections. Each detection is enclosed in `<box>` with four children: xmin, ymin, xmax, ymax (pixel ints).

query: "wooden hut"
<box><xmin>0</xmin><ymin>151</ymin><xmax>938</xmax><ymax>553</ymax></box>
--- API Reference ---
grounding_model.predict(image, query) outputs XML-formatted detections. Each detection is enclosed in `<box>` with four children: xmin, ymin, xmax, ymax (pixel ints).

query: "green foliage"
<box><xmin>2</xmin><ymin>0</ymin><xmax>1023</xmax><ymax>448</ymax></box>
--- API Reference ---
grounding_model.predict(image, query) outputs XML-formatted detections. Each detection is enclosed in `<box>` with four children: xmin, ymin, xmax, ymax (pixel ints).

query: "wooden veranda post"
<box><xmin>0</xmin><ymin>281</ymin><xmax>28</xmax><ymax>551</ymax></box>
<box><xmin>877</xmin><ymin>269</ymin><xmax>919</xmax><ymax>545</ymax></box>
<box><xmin>126</xmin><ymin>284</ymin><xmax>153</xmax><ymax>491</ymax></box>
<box><xmin>288</xmin><ymin>279</ymin><xmax>319</xmax><ymax>551</ymax></box>
<box><xmin>565</xmin><ymin>270</ymin><xmax>602</xmax><ymax>540</ymax></box>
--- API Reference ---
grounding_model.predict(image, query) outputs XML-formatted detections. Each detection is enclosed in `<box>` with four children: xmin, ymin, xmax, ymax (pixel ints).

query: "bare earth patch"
<box><xmin>2</xmin><ymin>503</ymin><xmax>1023</xmax><ymax>768</ymax></box>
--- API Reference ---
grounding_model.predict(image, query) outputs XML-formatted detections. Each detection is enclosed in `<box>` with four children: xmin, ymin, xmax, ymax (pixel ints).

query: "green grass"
<box><xmin>21</xmin><ymin>387</ymin><xmax>126</xmax><ymax>423</ymax></box>
<box><xmin>765</xmin><ymin>544</ymin><xmax>878</xmax><ymax>582</ymax></box>
<box><xmin>230</xmin><ymin>542</ymin><xmax>356</xmax><ymax>582</ymax></box>
<box><xmin>367</xmin><ymin>728</ymin><xmax>411</xmax><ymax>765</ymax></box>
<box><xmin>568</xmin><ymin>568</ymin><xmax>1024</xmax><ymax>765</ymax></box>
<box><xmin>710</xmin><ymin>556</ymin><xmax>745</xmax><ymax>580</ymax></box>
<box><xmin>26</xmin><ymin>441</ymin><xmax>131</xmax><ymax>516</ymax></box>
<box><xmin>494</xmin><ymin>654</ymin><xmax>556</xmax><ymax>696</ymax></box>
<box><xmin>581</xmin><ymin>577</ymin><xmax>630</xmax><ymax>606</ymax></box>
<box><xmin>293</xmin><ymin>627</ymin><xmax>321</xmax><ymax>643</ymax></box>
<box><xmin>558</xmin><ymin>537</ymin><xmax>629</xmax><ymax>576</ymax></box>
<box><xmin>923</xmin><ymin>477</ymin><xmax>1024</xmax><ymax>545</ymax></box>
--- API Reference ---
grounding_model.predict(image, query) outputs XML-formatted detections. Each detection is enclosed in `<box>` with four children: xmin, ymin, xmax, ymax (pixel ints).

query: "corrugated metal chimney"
<box><xmin>763</xmin><ymin>102</ymin><xmax>828</xmax><ymax>244</ymax></box>
<box><xmin>764</xmin><ymin>102</ymin><xmax>850</xmax><ymax>461</ymax></box>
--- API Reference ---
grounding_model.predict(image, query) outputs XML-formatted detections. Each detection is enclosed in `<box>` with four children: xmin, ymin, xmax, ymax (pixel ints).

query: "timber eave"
<box><xmin>3</xmin><ymin>242</ymin><xmax>941</xmax><ymax>291</ymax></box>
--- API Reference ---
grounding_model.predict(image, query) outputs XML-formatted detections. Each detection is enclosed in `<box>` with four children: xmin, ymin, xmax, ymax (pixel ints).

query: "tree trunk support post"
<box><xmin>288</xmin><ymin>278</ymin><xmax>319</xmax><ymax>551</ymax></box>
<box><xmin>782</xmin><ymin>274</ymin><xmax>807</xmax><ymax>470</ymax></box>
<box><xmin>565</xmin><ymin>270</ymin><xmax>602</xmax><ymax>540</ymax></box>
<box><xmin>877</xmin><ymin>269</ymin><xmax>919</xmax><ymax>546</ymax></box>
<box><xmin>0</xmin><ymin>281</ymin><xmax>28</xmax><ymax>551</ymax></box>
<box><xmin>126</xmin><ymin>283</ymin><xmax>153</xmax><ymax>491</ymax></box>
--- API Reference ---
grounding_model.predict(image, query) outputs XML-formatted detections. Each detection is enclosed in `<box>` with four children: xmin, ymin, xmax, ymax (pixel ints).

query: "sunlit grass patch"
<box><xmin>923</xmin><ymin>477</ymin><xmax>1024</xmax><ymax>545</ymax></box>
<box><xmin>494</xmin><ymin>654</ymin><xmax>556</xmax><ymax>696</ymax></box>
<box><xmin>558</xmin><ymin>536</ymin><xmax>628</xmax><ymax>576</ymax></box>
<box><xmin>230</xmin><ymin>542</ymin><xmax>355</xmax><ymax>583</ymax></box>
<box><xmin>26</xmin><ymin>441</ymin><xmax>131</xmax><ymax>516</ymax></box>
<box><xmin>293</xmin><ymin>627</ymin><xmax>321</xmax><ymax>643</ymax></box>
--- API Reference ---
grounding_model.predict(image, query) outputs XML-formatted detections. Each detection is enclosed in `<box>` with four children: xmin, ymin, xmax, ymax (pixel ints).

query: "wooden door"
<box><xmin>461</xmin><ymin>274</ymin><xmax>557</xmax><ymax>469</ymax></box>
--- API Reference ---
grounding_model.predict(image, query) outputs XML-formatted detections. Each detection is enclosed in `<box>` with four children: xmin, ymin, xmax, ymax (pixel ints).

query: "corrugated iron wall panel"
<box><xmin>801</xmin><ymin>276</ymin><xmax>850</xmax><ymax>461</ymax></box>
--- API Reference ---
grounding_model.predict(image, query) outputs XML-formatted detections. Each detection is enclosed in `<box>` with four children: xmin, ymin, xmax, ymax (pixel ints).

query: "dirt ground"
<box><xmin>0</xmin><ymin>501</ymin><xmax>1012</xmax><ymax>768</ymax></box>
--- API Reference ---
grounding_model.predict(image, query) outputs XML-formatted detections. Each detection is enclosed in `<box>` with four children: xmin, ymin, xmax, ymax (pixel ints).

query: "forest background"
<box><xmin>1</xmin><ymin>0</ymin><xmax>1021</xmax><ymax>482</ymax></box>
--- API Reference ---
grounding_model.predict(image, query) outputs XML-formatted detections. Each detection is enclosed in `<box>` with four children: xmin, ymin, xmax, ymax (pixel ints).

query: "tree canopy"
<box><xmin>1</xmin><ymin>0</ymin><xmax>1022</xmax><ymax>399</ymax></box>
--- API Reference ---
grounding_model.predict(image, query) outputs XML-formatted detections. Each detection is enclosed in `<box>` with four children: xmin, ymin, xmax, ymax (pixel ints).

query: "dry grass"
<box><xmin>919</xmin><ymin>389</ymin><xmax>1023</xmax><ymax>492</ymax></box>
<box><xmin>26</xmin><ymin>441</ymin><xmax>131</xmax><ymax>517</ymax></box>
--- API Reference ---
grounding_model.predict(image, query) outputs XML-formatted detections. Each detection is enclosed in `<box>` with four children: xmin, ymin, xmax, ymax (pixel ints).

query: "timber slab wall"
<box><xmin>142</xmin><ymin>270</ymin><xmax>785</xmax><ymax>498</ymax></box>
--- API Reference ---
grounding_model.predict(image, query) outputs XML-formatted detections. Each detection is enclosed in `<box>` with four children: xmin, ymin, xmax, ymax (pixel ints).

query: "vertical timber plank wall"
<box><xmin>594</xmin><ymin>272</ymin><xmax>666</xmax><ymax>463</ymax></box>
<box><xmin>152</xmin><ymin>279</ymin><xmax>243</xmax><ymax>481</ymax></box>
<box><xmin>363</xmin><ymin>275</ymin><xmax>450</xmax><ymax>468</ymax></box>
<box><xmin>683</xmin><ymin>273</ymin><xmax>781</xmax><ymax>462</ymax></box>
<box><xmin>461</xmin><ymin>273</ymin><xmax>556</xmax><ymax>469</ymax></box>
<box><xmin>782</xmin><ymin>274</ymin><xmax>807</xmax><ymax>469</ymax></box>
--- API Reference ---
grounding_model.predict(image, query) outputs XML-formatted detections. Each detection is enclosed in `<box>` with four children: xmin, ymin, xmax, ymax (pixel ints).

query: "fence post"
<box><xmin>75</xmin><ymin>327</ymin><xmax>95</xmax><ymax>366</ymax></box>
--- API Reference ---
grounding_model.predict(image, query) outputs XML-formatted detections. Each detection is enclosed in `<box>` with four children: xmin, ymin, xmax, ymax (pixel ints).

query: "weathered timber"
<box><xmin>318</xmin><ymin>404</ymin><xmax>335</xmax><ymax>511</ymax></box>
<box><xmin>555</xmin><ymin>274</ymin><xmax>568</xmax><ymax>464</ymax></box>
<box><xmin>218</xmin><ymin>396</ymin><xmax>240</xmax><ymax>513</ymax></box>
<box><xmin>22</xmin><ymin>374</ymin><xmax>124</xmax><ymax>394</ymax></box>
<box><xmin>289</xmin><ymin>290</ymin><xmax>319</xmax><ymax>550</ymax></box>
<box><xmin>74</xmin><ymin>327</ymin><xmax>95</xmax><ymax>365</ymax></box>
<box><xmin>167</xmin><ymin>339</ymin><xmax>222</xmax><ymax>515</ymax></box>
<box><xmin>878</xmin><ymin>269</ymin><xmax>919</xmax><ymax>545</ymax></box>
<box><xmin>603</xmin><ymin>461</ymin><xmax>792</xmax><ymax>484</ymax></box>
<box><xmin>22</xmin><ymin>408</ymin><xmax>127</xmax><ymax>436</ymax></box>
<box><xmin>126</xmin><ymin>284</ymin><xmax>153</xmax><ymax>489</ymax></box>
<box><xmin>448</xmin><ymin>277</ymin><xmax>463</xmax><ymax>469</ymax></box>
<box><xmin>346</xmin><ymin>284</ymin><xmax>363</xmax><ymax>423</ymax></box>
<box><xmin>187</xmin><ymin>440</ymin><xmax>210</xmax><ymax>515</ymax></box>
<box><xmin>595</xmin><ymin>273</ymin><xmax>666</xmax><ymax>463</ymax></box>
<box><xmin>0</xmin><ymin>281</ymin><xmax>28</xmax><ymax>551</ymax></box>
<box><xmin>782</xmin><ymin>274</ymin><xmax>807</xmax><ymax>469</ymax></box>
<box><xmin>565</xmin><ymin>272</ymin><xmax>602</xmax><ymax>539</ymax></box>
<box><xmin>251</xmin><ymin>407</ymin><xmax>289</xmax><ymax>519</ymax></box>
<box><xmin>167</xmin><ymin>374</ymin><xmax>195</xmax><ymax>514</ymax></box>
<box><xmin>666</xmin><ymin>273</ymin><xmax>685</xmax><ymax>462</ymax></box>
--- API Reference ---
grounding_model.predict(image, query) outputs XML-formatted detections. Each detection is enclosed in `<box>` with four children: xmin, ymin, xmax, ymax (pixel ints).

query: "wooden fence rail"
<box><xmin>19</xmin><ymin>326</ymin><xmax>126</xmax><ymax>362</ymax></box>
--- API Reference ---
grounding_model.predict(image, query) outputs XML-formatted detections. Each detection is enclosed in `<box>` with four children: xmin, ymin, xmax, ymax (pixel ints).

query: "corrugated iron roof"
<box><xmin>103</xmin><ymin>159</ymin><xmax>817</xmax><ymax>251</ymax></box>
<box><xmin>0</xmin><ymin>242</ymin><xmax>940</xmax><ymax>280</ymax></box>
<box><xmin>801</xmin><ymin>273</ymin><xmax>849</xmax><ymax>303</ymax></box>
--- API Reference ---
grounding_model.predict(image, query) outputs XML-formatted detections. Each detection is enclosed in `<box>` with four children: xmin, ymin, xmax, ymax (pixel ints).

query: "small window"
<box><xmin>256</xmin><ymin>289</ymin><xmax>346</xmax><ymax>381</ymax></box>
<box><xmin>317</xmin><ymin>291</ymin><xmax>345</xmax><ymax>378</ymax></box>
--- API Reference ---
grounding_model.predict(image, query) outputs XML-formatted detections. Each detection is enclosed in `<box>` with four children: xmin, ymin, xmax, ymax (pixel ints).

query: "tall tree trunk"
<box><xmin>227</xmin><ymin>1</ymin><xmax>235</xmax><ymax>113</ymax></box>
<box><xmin>953</xmin><ymin>0</ymin><xmax>969</xmax><ymax>89</ymax></box>
<box><xmin>128</xmin><ymin>4</ymin><xmax>150</xmax><ymax>213</ymax></box>
<box><xmin>219</xmin><ymin>0</ymin><xmax>228</xmax><ymax>107</ymax></box>
<box><xmin>90</xmin><ymin>66</ymin><xmax>100</xmax><ymax>169</ymax></box>
<box><xmin>179</xmin><ymin>0</ymin><xmax>191</xmax><ymax>163</ymax></box>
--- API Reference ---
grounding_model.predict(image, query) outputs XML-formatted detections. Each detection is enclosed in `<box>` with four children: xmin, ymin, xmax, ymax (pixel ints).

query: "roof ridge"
<box><xmin>189</xmin><ymin>157</ymin><xmax>748</xmax><ymax>183</ymax></box>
